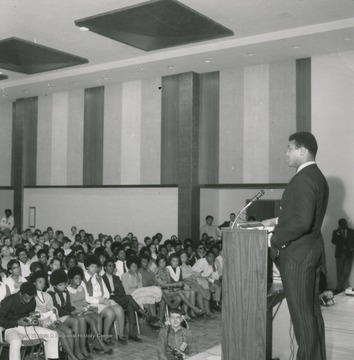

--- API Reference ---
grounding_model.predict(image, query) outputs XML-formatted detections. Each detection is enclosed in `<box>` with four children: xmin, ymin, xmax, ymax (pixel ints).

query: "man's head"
<box><xmin>287</xmin><ymin>132</ymin><xmax>318</xmax><ymax>168</ymax></box>
<box><xmin>338</xmin><ymin>218</ymin><xmax>348</xmax><ymax>229</ymax></box>
<box><xmin>31</xmin><ymin>270</ymin><xmax>48</xmax><ymax>292</ymax></box>
<box><xmin>16</xmin><ymin>247</ymin><xmax>28</xmax><ymax>263</ymax></box>
<box><xmin>103</xmin><ymin>259</ymin><xmax>116</xmax><ymax>275</ymax></box>
<box><xmin>19</xmin><ymin>282</ymin><xmax>36</xmax><ymax>304</ymax></box>
<box><xmin>230</xmin><ymin>213</ymin><xmax>236</xmax><ymax>222</ymax></box>
<box><xmin>205</xmin><ymin>215</ymin><xmax>214</xmax><ymax>226</ymax></box>
<box><xmin>8</xmin><ymin>259</ymin><xmax>21</xmax><ymax>276</ymax></box>
<box><xmin>116</xmin><ymin>248</ymin><xmax>126</xmax><ymax>262</ymax></box>
<box><xmin>4</xmin><ymin>209</ymin><xmax>12</xmax><ymax>218</ymax></box>
<box><xmin>205</xmin><ymin>250</ymin><xmax>215</xmax><ymax>265</ymax></box>
<box><xmin>37</xmin><ymin>249</ymin><xmax>48</xmax><ymax>265</ymax></box>
<box><xmin>169</xmin><ymin>308</ymin><xmax>183</xmax><ymax>330</ymax></box>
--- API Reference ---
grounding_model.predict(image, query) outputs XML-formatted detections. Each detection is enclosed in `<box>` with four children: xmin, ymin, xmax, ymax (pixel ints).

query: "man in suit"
<box><xmin>263</xmin><ymin>132</ymin><xmax>329</xmax><ymax>360</ymax></box>
<box><xmin>102</xmin><ymin>259</ymin><xmax>156</xmax><ymax>341</ymax></box>
<box><xmin>218</xmin><ymin>213</ymin><xmax>236</xmax><ymax>229</ymax></box>
<box><xmin>332</xmin><ymin>218</ymin><xmax>354</xmax><ymax>292</ymax></box>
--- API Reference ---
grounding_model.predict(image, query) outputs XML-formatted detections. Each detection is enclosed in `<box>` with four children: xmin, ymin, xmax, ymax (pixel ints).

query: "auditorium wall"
<box><xmin>23</xmin><ymin>187</ymin><xmax>178</xmax><ymax>240</ymax></box>
<box><xmin>0</xmin><ymin>189</ymin><xmax>14</xmax><ymax>218</ymax></box>
<box><xmin>312</xmin><ymin>50</ymin><xmax>354</xmax><ymax>288</ymax></box>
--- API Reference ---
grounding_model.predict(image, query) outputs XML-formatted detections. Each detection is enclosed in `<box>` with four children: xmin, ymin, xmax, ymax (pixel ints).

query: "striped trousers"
<box><xmin>278</xmin><ymin>239</ymin><xmax>326</xmax><ymax>360</ymax></box>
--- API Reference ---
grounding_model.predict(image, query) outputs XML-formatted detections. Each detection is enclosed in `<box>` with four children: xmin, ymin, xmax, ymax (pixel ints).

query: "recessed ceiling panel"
<box><xmin>75</xmin><ymin>0</ymin><xmax>234</xmax><ymax>51</ymax></box>
<box><xmin>0</xmin><ymin>37</ymin><xmax>88</xmax><ymax>74</ymax></box>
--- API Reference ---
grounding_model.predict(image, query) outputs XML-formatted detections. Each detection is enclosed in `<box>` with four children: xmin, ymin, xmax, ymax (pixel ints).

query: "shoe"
<box><xmin>128</xmin><ymin>334</ymin><xmax>143</xmax><ymax>342</ymax></box>
<box><xmin>117</xmin><ymin>336</ymin><xmax>128</xmax><ymax>345</ymax></box>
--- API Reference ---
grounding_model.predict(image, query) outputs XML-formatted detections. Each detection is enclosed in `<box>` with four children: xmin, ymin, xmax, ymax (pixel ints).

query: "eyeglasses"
<box><xmin>198</xmin><ymin>247</ymin><xmax>205</xmax><ymax>250</ymax></box>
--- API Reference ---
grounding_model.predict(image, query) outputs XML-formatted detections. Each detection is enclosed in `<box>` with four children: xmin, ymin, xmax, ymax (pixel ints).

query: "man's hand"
<box><xmin>262</xmin><ymin>218</ymin><xmax>277</xmax><ymax>227</ymax></box>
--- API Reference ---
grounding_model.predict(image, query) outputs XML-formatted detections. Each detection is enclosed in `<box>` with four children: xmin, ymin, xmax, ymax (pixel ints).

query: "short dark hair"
<box><xmin>16</xmin><ymin>247</ymin><xmax>27</xmax><ymax>257</ymax></box>
<box><xmin>206</xmin><ymin>215</ymin><xmax>214</xmax><ymax>221</ymax></box>
<box><xmin>53</xmin><ymin>248</ymin><xmax>64</xmax><ymax>257</ymax></box>
<box><xmin>103</xmin><ymin>259</ymin><xmax>115</xmax><ymax>268</ymax></box>
<box><xmin>7</xmin><ymin>259</ymin><xmax>20</xmax><ymax>272</ymax></box>
<box><xmin>30</xmin><ymin>261</ymin><xmax>44</xmax><ymax>273</ymax></box>
<box><xmin>168</xmin><ymin>253</ymin><xmax>180</xmax><ymax>265</ymax></box>
<box><xmin>289</xmin><ymin>132</ymin><xmax>318</xmax><ymax>157</ymax></box>
<box><xmin>20</xmin><ymin>282</ymin><xmax>36</xmax><ymax>296</ymax></box>
<box><xmin>126</xmin><ymin>255</ymin><xmax>140</xmax><ymax>269</ymax></box>
<box><xmin>37</xmin><ymin>249</ymin><xmax>48</xmax><ymax>258</ymax></box>
<box><xmin>5</xmin><ymin>209</ymin><xmax>12</xmax><ymax>216</ymax></box>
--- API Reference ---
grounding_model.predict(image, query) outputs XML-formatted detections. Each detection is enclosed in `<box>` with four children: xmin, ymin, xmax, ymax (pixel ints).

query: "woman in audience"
<box><xmin>179</xmin><ymin>250</ymin><xmax>213</xmax><ymax>317</ymax></box>
<box><xmin>148</xmin><ymin>243</ymin><xmax>158</xmax><ymax>263</ymax></box>
<box><xmin>4</xmin><ymin>259</ymin><xmax>26</xmax><ymax>294</ymax></box>
<box><xmin>121</xmin><ymin>256</ymin><xmax>163</xmax><ymax>315</ymax></box>
<box><xmin>67</xmin><ymin>266</ymin><xmax>113</xmax><ymax>354</ymax></box>
<box><xmin>166</xmin><ymin>253</ymin><xmax>204</xmax><ymax>319</ymax></box>
<box><xmin>80</xmin><ymin>254</ymin><xmax>127</xmax><ymax>345</ymax></box>
<box><xmin>66</xmin><ymin>254</ymin><xmax>79</xmax><ymax>271</ymax></box>
<box><xmin>155</xmin><ymin>256</ymin><xmax>203</xmax><ymax>318</ymax></box>
<box><xmin>32</xmin><ymin>270</ymin><xmax>82</xmax><ymax>360</ymax></box>
<box><xmin>104</xmin><ymin>238</ymin><xmax>113</xmax><ymax>258</ymax></box>
<box><xmin>185</xmin><ymin>245</ymin><xmax>198</xmax><ymax>267</ymax></box>
<box><xmin>1</xmin><ymin>245</ymin><xmax>12</xmax><ymax>273</ymax></box>
<box><xmin>48</xmin><ymin>269</ymin><xmax>91</xmax><ymax>360</ymax></box>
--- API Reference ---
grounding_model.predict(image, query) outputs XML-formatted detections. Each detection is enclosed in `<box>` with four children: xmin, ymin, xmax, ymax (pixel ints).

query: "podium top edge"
<box><xmin>221</xmin><ymin>228</ymin><xmax>268</xmax><ymax>233</ymax></box>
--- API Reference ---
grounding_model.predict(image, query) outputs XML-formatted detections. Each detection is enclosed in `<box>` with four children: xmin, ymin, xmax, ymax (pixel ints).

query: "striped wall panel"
<box><xmin>0</xmin><ymin>102</ymin><xmax>13</xmax><ymax>186</ymax></box>
<box><xmin>103</xmin><ymin>83</ymin><xmax>123</xmax><ymax>185</ymax></box>
<box><xmin>83</xmin><ymin>86</ymin><xmax>104</xmax><ymax>186</ymax></box>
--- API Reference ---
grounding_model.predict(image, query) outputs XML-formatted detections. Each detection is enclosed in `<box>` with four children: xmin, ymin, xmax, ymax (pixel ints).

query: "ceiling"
<box><xmin>1</xmin><ymin>0</ymin><xmax>354</xmax><ymax>101</ymax></box>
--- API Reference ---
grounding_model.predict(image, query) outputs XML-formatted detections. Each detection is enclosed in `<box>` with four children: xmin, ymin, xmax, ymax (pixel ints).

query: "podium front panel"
<box><xmin>222</xmin><ymin>229</ymin><xmax>268</xmax><ymax>360</ymax></box>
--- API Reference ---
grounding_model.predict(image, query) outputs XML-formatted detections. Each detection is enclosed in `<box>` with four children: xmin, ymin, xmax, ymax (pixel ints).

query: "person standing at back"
<box><xmin>263</xmin><ymin>132</ymin><xmax>329</xmax><ymax>360</ymax></box>
<box><xmin>331</xmin><ymin>218</ymin><xmax>354</xmax><ymax>292</ymax></box>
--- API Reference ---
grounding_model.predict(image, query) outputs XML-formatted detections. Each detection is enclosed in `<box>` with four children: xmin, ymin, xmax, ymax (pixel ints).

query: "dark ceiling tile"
<box><xmin>0</xmin><ymin>37</ymin><xmax>88</xmax><ymax>74</ymax></box>
<box><xmin>75</xmin><ymin>0</ymin><xmax>234</xmax><ymax>51</ymax></box>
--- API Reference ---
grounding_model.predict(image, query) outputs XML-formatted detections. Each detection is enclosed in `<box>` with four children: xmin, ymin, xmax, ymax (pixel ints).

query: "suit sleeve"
<box><xmin>272</xmin><ymin>175</ymin><xmax>317</xmax><ymax>247</ymax></box>
<box><xmin>331</xmin><ymin>230</ymin><xmax>340</xmax><ymax>244</ymax></box>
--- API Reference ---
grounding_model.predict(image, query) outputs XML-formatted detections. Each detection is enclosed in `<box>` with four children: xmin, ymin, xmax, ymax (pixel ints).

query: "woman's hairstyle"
<box><xmin>30</xmin><ymin>270</ymin><xmax>48</xmax><ymax>283</ymax></box>
<box><xmin>83</xmin><ymin>253</ymin><xmax>100</xmax><ymax>268</ymax></box>
<box><xmin>7</xmin><ymin>259</ymin><xmax>20</xmax><ymax>273</ymax></box>
<box><xmin>168</xmin><ymin>253</ymin><xmax>180</xmax><ymax>265</ymax></box>
<box><xmin>37</xmin><ymin>249</ymin><xmax>48</xmax><ymax>259</ymax></box>
<box><xmin>50</xmin><ymin>256</ymin><xmax>62</xmax><ymax>267</ymax></box>
<box><xmin>30</xmin><ymin>261</ymin><xmax>44</xmax><ymax>273</ymax></box>
<box><xmin>156</xmin><ymin>255</ymin><xmax>167</xmax><ymax>266</ymax></box>
<box><xmin>65</xmin><ymin>254</ymin><xmax>78</xmax><ymax>267</ymax></box>
<box><xmin>50</xmin><ymin>269</ymin><xmax>68</xmax><ymax>286</ymax></box>
<box><xmin>126</xmin><ymin>255</ymin><xmax>140</xmax><ymax>269</ymax></box>
<box><xmin>139</xmin><ymin>253</ymin><xmax>151</xmax><ymax>262</ymax></box>
<box><xmin>67</xmin><ymin>266</ymin><xmax>84</xmax><ymax>280</ymax></box>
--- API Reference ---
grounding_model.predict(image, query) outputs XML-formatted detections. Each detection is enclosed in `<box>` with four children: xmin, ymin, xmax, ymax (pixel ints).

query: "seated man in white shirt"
<box><xmin>16</xmin><ymin>248</ymin><xmax>31</xmax><ymax>279</ymax></box>
<box><xmin>0</xmin><ymin>209</ymin><xmax>14</xmax><ymax>234</ymax></box>
<box><xmin>114</xmin><ymin>248</ymin><xmax>128</xmax><ymax>279</ymax></box>
<box><xmin>192</xmin><ymin>250</ymin><xmax>222</xmax><ymax>311</ymax></box>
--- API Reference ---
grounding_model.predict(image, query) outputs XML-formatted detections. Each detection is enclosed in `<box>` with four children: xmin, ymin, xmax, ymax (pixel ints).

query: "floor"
<box><xmin>91</xmin><ymin>312</ymin><xmax>222</xmax><ymax>360</ymax></box>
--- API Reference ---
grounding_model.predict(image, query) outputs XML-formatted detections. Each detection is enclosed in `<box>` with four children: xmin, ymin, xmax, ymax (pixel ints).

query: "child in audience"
<box><xmin>67</xmin><ymin>266</ymin><xmax>113</xmax><ymax>354</ymax></box>
<box><xmin>48</xmin><ymin>269</ymin><xmax>92</xmax><ymax>360</ymax></box>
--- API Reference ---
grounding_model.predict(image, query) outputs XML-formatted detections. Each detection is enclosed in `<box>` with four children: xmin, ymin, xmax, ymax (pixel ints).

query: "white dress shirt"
<box><xmin>115</xmin><ymin>260</ymin><xmax>127</xmax><ymax>279</ymax></box>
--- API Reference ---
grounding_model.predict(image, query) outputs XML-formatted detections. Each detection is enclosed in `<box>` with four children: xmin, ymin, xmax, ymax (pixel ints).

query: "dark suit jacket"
<box><xmin>332</xmin><ymin>228</ymin><xmax>354</xmax><ymax>258</ymax></box>
<box><xmin>102</xmin><ymin>273</ymin><xmax>126</xmax><ymax>297</ymax></box>
<box><xmin>219</xmin><ymin>221</ymin><xmax>231</xmax><ymax>229</ymax></box>
<box><xmin>272</xmin><ymin>164</ymin><xmax>329</xmax><ymax>265</ymax></box>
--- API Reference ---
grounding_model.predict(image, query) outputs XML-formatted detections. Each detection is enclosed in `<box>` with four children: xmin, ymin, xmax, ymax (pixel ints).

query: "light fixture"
<box><xmin>246</xmin><ymin>52</ymin><xmax>255</xmax><ymax>57</ymax></box>
<box><xmin>204</xmin><ymin>59</ymin><xmax>212</xmax><ymax>63</ymax></box>
<box><xmin>344</xmin><ymin>37</ymin><xmax>351</xmax><ymax>41</ymax></box>
<box><xmin>79</xmin><ymin>26</ymin><xmax>90</xmax><ymax>31</ymax></box>
<box><xmin>167</xmin><ymin>65</ymin><xmax>174</xmax><ymax>69</ymax></box>
<box><xmin>293</xmin><ymin>45</ymin><xmax>300</xmax><ymax>49</ymax></box>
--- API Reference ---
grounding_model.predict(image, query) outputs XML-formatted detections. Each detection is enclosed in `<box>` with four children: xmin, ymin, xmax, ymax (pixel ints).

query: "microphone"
<box><xmin>249</xmin><ymin>190</ymin><xmax>265</xmax><ymax>204</ymax></box>
<box><xmin>230</xmin><ymin>190</ymin><xmax>265</xmax><ymax>229</ymax></box>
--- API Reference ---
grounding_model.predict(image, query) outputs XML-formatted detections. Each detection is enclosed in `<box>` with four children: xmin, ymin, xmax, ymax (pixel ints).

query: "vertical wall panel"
<box><xmin>296</xmin><ymin>58</ymin><xmax>311</xmax><ymax>132</ymax></box>
<box><xmin>83</xmin><ymin>86</ymin><xmax>104</xmax><ymax>186</ymax></box>
<box><xmin>103</xmin><ymin>83</ymin><xmax>123</xmax><ymax>185</ymax></box>
<box><xmin>51</xmin><ymin>92</ymin><xmax>69</xmax><ymax>185</ymax></box>
<box><xmin>67</xmin><ymin>89</ymin><xmax>84</xmax><ymax>185</ymax></box>
<box><xmin>37</xmin><ymin>95</ymin><xmax>53</xmax><ymax>185</ymax></box>
<box><xmin>161</xmin><ymin>75</ymin><xmax>179</xmax><ymax>184</ymax></box>
<box><xmin>140</xmin><ymin>78</ymin><xmax>162</xmax><ymax>184</ymax></box>
<box><xmin>121</xmin><ymin>81</ymin><xmax>142</xmax><ymax>184</ymax></box>
<box><xmin>0</xmin><ymin>102</ymin><xmax>13</xmax><ymax>185</ymax></box>
<box><xmin>219</xmin><ymin>68</ymin><xmax>244</xmax><ymax>183</ymax></box>
<box><xmin>243</xmin><ymin>64</ymin><xmax>270</xmax><ymax>183</ymax></box>
<box><xmin>199</xmin><ymin>72</ymin><xmax>219</xmax><ymax>184</ymax></box>
<box><xmin>22</xmin><ymin>97</ymin><xmax>38</xmax><ymax>186</ymax></box>
<box><xmin>269</xmin><ymin>61</ymin><xmax>297</xmax><ymax>183</ymax></box>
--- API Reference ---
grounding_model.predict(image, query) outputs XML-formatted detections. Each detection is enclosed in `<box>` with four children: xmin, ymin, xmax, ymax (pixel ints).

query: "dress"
<box><xmin>121</xmin><ymin>271</ymin><xmax>162</xmax><ymax>306</ymax></box>
<box><xmin>180</xmin><ymin>264</ymin><xmax>210</xmax><ymax>300</ymax></box>
<box><xmin>67</xmin><ymin>285</ymin><xmax>89</xmax><ymax>312</ymax></box>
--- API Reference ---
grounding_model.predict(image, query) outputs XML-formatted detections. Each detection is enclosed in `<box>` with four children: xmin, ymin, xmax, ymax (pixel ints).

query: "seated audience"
<box><xmin>4</xmin><ymin>259</ymin><xmax>26</xmax><ymax>294</ymax></box>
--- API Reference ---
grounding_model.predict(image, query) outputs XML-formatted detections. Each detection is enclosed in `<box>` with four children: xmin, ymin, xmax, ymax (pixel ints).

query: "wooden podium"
<box><xmin>222</xmin><ymin>228</ymin><xmax>281</xmax><ymax>360</ymax></box>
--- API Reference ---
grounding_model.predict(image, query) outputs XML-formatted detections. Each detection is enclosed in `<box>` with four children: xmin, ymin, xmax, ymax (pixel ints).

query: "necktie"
<box><xmin>123</xmin><ymin>262</ymin><xmax>127</xmax><ymax>273</ymax></box>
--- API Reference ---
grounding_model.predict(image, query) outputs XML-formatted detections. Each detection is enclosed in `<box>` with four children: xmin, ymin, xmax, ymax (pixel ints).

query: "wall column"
<box><xmin>12</xmin><ymin>97</ymin><xmax>38</xmax><ymax>229</ymax></box>
<box><xmin>161</xmin><ymin>72</ymin><xmax>200</xmax><ymax>242</ymax></box>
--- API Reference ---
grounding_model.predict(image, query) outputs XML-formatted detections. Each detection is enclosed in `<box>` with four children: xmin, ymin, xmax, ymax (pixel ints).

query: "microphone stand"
<box><xmin>230</xmin><ymin>201</ymin><xmax>255</xmax><ymax>229</ymax></box>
